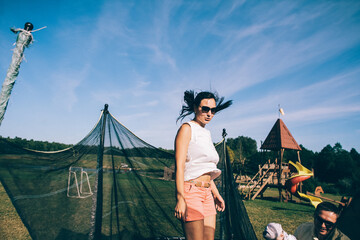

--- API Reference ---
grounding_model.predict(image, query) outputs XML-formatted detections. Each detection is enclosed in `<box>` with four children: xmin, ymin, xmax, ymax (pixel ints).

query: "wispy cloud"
<box><xmin>51</xmin><ymin>64</ymin><xmax>89</xmax><ymax>111</ymax></box>
<box><xmin>287</xmin><ymin>105</ymin><xmax>360</xmax><ymax>123</ymax></box>
<box><xmin>146</xmin><ymin>44</ymin><xmax>177</xmax><ymax>70</ymax></box>
<box><xmin>89</xmin><ymin>1</ymin><xmax>132</xmax><ymax>53</ymax></box>
<box><xmin>218</xmin><ymin>66</ymin><xmax>360</xmax><ymax>138</ymax></box>
<box><xmin>185</xmin><ymin>1</ymin><xmax>360</xmax><ymax>97</ymax></box>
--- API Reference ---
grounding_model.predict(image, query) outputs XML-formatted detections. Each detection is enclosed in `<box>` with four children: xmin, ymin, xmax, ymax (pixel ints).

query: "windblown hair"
<box><xmin>314</xmin><ymin>202</ymin><xmax>340</xmax><ymax>217</ymax></box>
<box><xmin>176</xmin><ymin>90</ymin><xmax>232</xmax><ymax>122</ymax></box>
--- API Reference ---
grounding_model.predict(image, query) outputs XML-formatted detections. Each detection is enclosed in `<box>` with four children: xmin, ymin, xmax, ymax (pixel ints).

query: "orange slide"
<box><xmin>285</xmin><ymin>161</ymin><xmax>322</xmax><ymax>207</ymax></box>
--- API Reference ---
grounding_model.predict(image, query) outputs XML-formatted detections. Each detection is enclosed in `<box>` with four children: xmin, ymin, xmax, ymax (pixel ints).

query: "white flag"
<box><xmin>279</xmin><ymin>108</ymin><xmax>285</xmax><ymax>115</ymax></box>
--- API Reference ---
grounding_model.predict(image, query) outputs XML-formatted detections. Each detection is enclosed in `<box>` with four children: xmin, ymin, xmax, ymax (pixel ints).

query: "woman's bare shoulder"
<box><xmin>180</xmin><ymin>122</ymin><xmax>192</xmax><ymax>130</ymax></box>
<box><xmin>176</xmin><ymin>122</ymin><xmax>191</xmax><ymax>137</ymax></box>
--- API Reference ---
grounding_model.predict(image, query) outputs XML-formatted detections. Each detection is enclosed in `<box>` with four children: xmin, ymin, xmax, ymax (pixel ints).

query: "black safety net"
<box><xmin>0</xmin><ymin>105</ymin><xmax>256</xmax><ymax>240</ymax></box>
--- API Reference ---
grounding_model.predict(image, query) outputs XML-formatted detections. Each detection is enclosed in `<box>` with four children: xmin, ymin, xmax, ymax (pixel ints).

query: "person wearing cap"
<box><xmin>294</xmin><ymin>202</ymin><xmax>350</xmax><ymax>240</ymax></box>
<box><xmin>263</xmin><ymin>222</ymin><xmax>296</xmax><ymax>240</ymax></box>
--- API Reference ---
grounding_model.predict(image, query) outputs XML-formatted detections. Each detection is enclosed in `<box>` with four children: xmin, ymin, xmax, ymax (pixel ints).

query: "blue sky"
<box><xmin>0</xmin><ymin>0</ymin><xmax>359</xmax><ymax>152</ymax></box>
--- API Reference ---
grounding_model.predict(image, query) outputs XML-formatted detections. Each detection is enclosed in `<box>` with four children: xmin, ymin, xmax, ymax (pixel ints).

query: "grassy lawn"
<box><xmin>0</xmin><ymin>182</ymin><xmax>31</xmax><ymax>240</ymax></box>
<box><xmin>244</xmin><ymin>189</ymin><xmax>314</xmax><ymax>239</ymax></box>
<box><xmin>0</xmin><ymin>182</ymin><xmax>342</xmax><ymax>240</ymax></box>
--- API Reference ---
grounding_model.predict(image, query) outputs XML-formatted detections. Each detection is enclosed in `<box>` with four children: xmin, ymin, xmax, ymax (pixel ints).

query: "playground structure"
<box><xmin>240</xmin><ymin>118</ymin><xmax>355</xmax><ymax>210</ymax></box>
<box><xmin>240</xmin><ymin>118</ymin><xmax>323</xmax><ymax>206</ymax></box>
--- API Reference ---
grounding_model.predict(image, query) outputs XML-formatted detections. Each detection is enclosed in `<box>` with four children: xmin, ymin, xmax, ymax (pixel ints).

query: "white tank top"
<box><xmin>183</xmin><ymin>121</ymin><xmax>221</xmax><ymax>181</ymax></box>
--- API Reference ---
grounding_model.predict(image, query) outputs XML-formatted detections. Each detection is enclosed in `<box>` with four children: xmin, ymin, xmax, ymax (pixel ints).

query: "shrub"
<box><xmin>302</xmin><ymin>178</ymin><xmax>339</xmax><ymax>195</ymax></box>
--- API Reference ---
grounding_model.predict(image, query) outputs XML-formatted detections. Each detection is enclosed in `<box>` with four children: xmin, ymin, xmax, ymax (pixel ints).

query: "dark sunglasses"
<box><xmin>201</xmin><ymin>106</ymin><xmax>216</xmax><ymax>114</ymax></box>
<box><xmin>315</xmin><ymin>215</ymin><xmax>336</xmax><ymax>228</ymax></box>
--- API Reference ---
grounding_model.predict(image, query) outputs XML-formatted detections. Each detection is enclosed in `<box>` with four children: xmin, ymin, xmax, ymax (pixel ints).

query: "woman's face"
<box><xmin>194</xmin><ymin>98</ymin><xmax>216</xmax><ymax>127</ymax></box>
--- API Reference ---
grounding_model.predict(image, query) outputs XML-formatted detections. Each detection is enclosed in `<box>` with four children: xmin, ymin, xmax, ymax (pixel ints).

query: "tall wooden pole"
<box><xmin>279</xmin><ymin>149</ymin><xmax>284</xmax><ymax>202</ymax></box>
<box><xmin>297</xmin><ymin>150</ymin><xmax>303</xmax><ymax>193</ymax></box>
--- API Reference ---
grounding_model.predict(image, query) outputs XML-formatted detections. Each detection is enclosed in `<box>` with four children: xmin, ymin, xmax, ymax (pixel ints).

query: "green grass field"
<box><xmin>2</xmin><ymin>181</ymin><xmax>342</xmax><ymax>240</ymax></box>
<box><xmin>0</xmin><ymin>182</ymin><xmax>31</xmax><ymax>240</ymax></box>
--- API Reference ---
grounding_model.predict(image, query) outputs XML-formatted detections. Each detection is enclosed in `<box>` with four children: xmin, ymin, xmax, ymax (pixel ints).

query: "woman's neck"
<box><xmin>192</xmin><ymin>119</ymin><xmax>205</xmax><ymax>128</ymax></box>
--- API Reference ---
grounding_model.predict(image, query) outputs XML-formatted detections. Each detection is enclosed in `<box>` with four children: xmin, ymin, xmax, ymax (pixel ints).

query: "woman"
<box><xmin>174</xmin><ymin>90</ymin><xmax>232</xmax><ymax>240</ymax></box>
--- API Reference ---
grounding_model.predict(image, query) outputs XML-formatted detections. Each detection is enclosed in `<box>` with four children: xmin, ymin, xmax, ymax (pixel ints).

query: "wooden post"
<box><xmin>279</xmin><ymin>149</ymin><xmax>284</xmax><ymax>202</ymax></box>
<box><xmin>297</xmin><ymin>151</ymin><xmax>303</xmax><ymax>193</ymax></box>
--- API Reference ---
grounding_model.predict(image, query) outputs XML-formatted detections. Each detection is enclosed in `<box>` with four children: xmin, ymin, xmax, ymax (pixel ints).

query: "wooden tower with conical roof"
<box><xmin>261</xmin><ymin>118</ymin><xmax>301</xmax><ymax>151</ymax></box>
<box><xmin>260</xmin><ymin>118</ymin><xmax>302</xmax><ymax>201</ymax></box>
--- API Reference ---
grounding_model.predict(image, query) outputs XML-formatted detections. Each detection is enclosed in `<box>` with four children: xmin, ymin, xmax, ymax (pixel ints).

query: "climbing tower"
<box><xmin>253</xmin><ymin>118</ymin><xmax>302</xmax><ymax>201</ymax></box>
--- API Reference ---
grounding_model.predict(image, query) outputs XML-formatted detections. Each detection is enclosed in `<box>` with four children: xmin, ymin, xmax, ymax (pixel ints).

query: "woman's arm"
<box><xmin>174</xmin><ymin>123</ymin><xmax>191</xmax><ymax>221</ymax></box>
<box><xmin>210</xmin><ymin>180</ymin><xmax>225</xmax><ymax>212</ymax></box>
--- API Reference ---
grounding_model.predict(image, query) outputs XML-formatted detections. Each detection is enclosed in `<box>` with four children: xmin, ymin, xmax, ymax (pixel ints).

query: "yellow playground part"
<box><xmin>288</xmin><ymin>160</ymin><xmax>313</xmax><ymax>178</ymax></box>
<box><xmin>298</xmin><ymin>192</ymin><xmax>322</xmax><ymax>208</ymax></box>
<box><xmin>286</xmin><ymin>161</ymin><xmax>322</xmax><ymax>207</ymax></box>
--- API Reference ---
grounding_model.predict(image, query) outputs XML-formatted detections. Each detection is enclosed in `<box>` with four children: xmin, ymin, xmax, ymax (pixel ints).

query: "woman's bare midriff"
<box><xmin>193</xmin><ymin>173</ymin><xmax>211</xmax><ymax>183</ymax></box>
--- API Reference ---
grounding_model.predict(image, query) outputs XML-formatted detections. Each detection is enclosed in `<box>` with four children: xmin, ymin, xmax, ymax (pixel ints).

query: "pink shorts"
<box><xmin>183</xmin><ymin>181</ymin><xmax>216</xmax><ymax>222</ymax></box>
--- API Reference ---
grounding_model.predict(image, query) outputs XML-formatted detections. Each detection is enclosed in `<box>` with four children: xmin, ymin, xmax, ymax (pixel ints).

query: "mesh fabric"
<box><xmin>0</xmin><ymin>107</ymin><xmax>256</xmax><ymax>239</ymax></box>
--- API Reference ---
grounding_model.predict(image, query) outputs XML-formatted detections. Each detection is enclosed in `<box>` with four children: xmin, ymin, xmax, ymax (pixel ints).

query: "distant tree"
<box><xmin>227</xmin><ymin>136</ymin><xmax>258</xmax><ymax>175</ymax></box>
<box><xmin>227</xmin><ymin>146</ymin><xmax>241</xmax><ymax>174</ymax></box>
<box><xmin>158</xmin><ymin>147</ymin><xmax>174</xmax><ymax>155</ymax></box>
<box><xmin>314</xmin><ymin>143</ymin><xmax>356</xmax><ymax>183</ymax></box>
<box><xmin>226</xmin><ymin>136</ymin><xmax>257</xmax><ymax>159</ymax></box>
<box><xmin>333</xmin><ymin>142</ymin><xmax>343</xmax><ymax>153</ymax></box>
<box><xmin>1</xmin><ymin>136</ymin><xmax>72</xmax><ymax>151</ymax></box>
<box><xmin>282</xmin><ymin>145</ymin><xmax>314</xmax><ymax>169</ymax></box>
<box><xmin>246</xmin><ymin>152</ymin><xmax>264</xmax><ymax>176</ymax></box>
<box><xmin>298</xmin><ymin>145</ymin><xmax>315</xmax><ymax>169</ymax></box>
<box><xmin>283</xmin><ymin>149</ymin><xmax>297</xmax><ymax>162</ymax></box>
<box><xmin>350</xmin><ymin>148</ymin><xmax>360</xmax><ymax>167</ymax></box>
<box><xmin>227</xmin><ymin>146</ymin><xmax>235</xmax><ymax>163</ymax></box>
<box><xmin>314</xmin><ymin>144</ymin><xmax>335</xmax><ymax>182</ymax></box>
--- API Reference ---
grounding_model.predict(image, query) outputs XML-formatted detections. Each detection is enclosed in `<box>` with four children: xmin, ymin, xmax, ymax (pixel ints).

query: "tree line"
<box><xmin>226</xmin><ymin>136</ymin><xmax>360</xmax><ymax>196</ymax></box>
<box><xmin>2</xmin><ymin>135</ymin><xmax>359</xmax><ymax>195</ymax></box>
<box><xmin>0</xmin><ymin>136</ymin><xmax>72</xmax><ymax>151</ymax></box>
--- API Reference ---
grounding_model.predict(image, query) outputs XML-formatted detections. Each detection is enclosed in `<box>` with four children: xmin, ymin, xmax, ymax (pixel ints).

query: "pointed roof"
<box><xmin>260</xmin><ymin>118</ymin><xmax>301</xmax><ymax>151</ymax></box>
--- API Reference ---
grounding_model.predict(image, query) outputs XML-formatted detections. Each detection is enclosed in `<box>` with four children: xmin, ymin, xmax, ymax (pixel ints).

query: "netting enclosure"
<box><xmin>0</xmin><ymin>105</ymin><xmax>256</xmax><ymax>239</ymax></box>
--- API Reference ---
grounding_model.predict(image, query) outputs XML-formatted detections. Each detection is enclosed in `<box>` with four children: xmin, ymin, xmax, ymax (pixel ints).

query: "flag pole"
<box><xmin>278</xmin><ymin>104</ymin><xmax>285</xmax><ymax>118</ymax></box>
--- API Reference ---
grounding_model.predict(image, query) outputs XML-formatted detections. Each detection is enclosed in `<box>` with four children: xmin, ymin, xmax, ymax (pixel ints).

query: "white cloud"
<box><xmin>51</xmin><ymin>65</ymin><xmax>89</xmax><ymax>111</ymax></box>
<box><xmin>287</xmin><ymin>105</ymin><xmax>360</xmax><ymax>123</ymax></box>
<box><xmin>146</xmin><ymin>44</ymin><xmax>177</xmax><ymax>70</ymax></box>
<box><xmin>186</xmin><ymin>1</ymin><xmax>360</xmax><ymax>98</ymax></box>
<box><xmin>136</xmin><ymin>80</ymin><xmax>150</xmax><ymax>88</ymax></box>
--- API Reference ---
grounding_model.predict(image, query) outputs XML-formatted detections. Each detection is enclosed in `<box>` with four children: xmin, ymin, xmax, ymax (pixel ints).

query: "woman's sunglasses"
<box><xmin>201</xmin><ymin>106</ymin><xmax>216</xmax><ymax>114</ymax></box>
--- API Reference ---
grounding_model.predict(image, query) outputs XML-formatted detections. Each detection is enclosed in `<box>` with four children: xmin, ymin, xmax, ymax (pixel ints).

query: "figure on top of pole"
<box><xmin>0</xmin><ymin>22</ymin><xmax>46</xmax><ymax>126</ymax></box>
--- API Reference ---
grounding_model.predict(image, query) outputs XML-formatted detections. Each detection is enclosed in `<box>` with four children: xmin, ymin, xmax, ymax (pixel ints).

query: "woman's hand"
<box><xmin>210</xmin><ymin>180</ymin><xmax>225</xmax><ymax>212</ymax></box>
<box><xmin>214</xmin><ymin>194</ymin><xmax>225</xmax><ymax>212</ymax></box>
<box><xmin>174</xmin><ymin>196</ymin><xmax>187</xmax><ymax>221</ymax></box>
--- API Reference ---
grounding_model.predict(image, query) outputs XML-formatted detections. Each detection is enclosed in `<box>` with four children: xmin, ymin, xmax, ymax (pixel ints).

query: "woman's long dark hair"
<box><xmin>176</xmin><ymin>90</ymin><xmax>232</xmax><ymax>122</ymax></box>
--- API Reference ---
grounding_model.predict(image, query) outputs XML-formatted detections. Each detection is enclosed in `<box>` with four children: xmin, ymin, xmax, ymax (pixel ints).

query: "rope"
<box><xmin>31</xmin><ymin>26</ymin><xmax>47</xmax><ymax>32</ymax></box>
<box><xmin>24</xmin><ymin>109</ymin><xmax>104</xmax><ymax>154</ymax></box>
